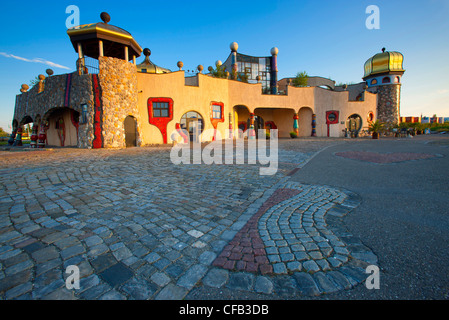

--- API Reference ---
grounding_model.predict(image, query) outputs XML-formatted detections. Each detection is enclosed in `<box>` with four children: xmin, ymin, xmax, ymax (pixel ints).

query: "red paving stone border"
<box><xmin>212</xmin><ymin>188</ymin><xmax>301</xmax><ymax>274</ymax></box>
<box><xmin>335</xmin><ymin>151</ymin><xmax>437</xmax><ymax>164</ymax></box>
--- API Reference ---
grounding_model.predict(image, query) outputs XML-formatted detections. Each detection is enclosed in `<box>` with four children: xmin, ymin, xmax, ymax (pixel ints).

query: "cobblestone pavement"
<box><xmin>0</xmin><ymin>138</ymin><xmax>377</xmax><ymax>300</ymax></box>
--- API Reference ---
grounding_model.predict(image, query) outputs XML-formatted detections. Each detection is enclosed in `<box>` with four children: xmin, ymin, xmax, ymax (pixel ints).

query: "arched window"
<box><xmin>371</xmin><ymin>79</ymin><xmax>378</xmax><ymax>85</ymax></box>
<box><xmin>382</xmin><ymin>77</ymin><xmax>391</xmax><ymax>84</ymax></box>
<box><xmin>395</xmin><ymin>76</ymin><xmax>400</xmax><ymax>83</ymax></box>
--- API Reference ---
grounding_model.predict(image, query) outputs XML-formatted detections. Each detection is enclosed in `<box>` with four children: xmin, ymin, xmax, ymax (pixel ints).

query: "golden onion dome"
<box><xmin>137</xmin><ymin>48</ymin><xmax>171</xmax><ymax>74</ymax></box>
<box><xmin>363</xmin><ymin>48</ymin><xmax>405</xmax><ymax>79</ymax></box>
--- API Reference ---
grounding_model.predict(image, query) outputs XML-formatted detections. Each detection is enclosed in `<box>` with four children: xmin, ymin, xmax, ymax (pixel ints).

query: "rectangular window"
<box><xmin>153</xmin><ymin>102</ymin><xmax>170</xmax><ymax>118</ymax></box>
<box><xmin>212</xmin><ymin>104</ymin><xmax>222</xmax><ymax>120</ymax></box>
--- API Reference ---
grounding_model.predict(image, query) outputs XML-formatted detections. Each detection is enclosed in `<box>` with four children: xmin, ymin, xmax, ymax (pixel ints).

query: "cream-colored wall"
<box><xmin>135</xmin><ymin>72</ymin><xmax>378</xmax><ymax>144</ymax></box>
<box><xmin>313</xmin><ymin>87</ymin><xmax>377</xmax><ymax>137</ymax></box>
<box><xmin>137</xmin><ymin>72</ymin><xmax>231</xmax><ymax>144</ymax></box>
<box><xmin>298</xmin><ymin>107</ymin><xmax>313</xmax><ymax>137</ymax></box>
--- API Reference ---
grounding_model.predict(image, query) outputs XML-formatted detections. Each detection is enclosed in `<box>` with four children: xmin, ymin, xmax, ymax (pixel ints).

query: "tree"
<box><xmin>292</xmin><ymin>71</ymin><xmax>308</xmax><ymax>87</ymax></box>
<box><xmin>0</xmin><ymin>127</ymin><xmax>9</xmax><ymax>137</ymax></box>
<box><xmin>209</xmin><ymin>64</ymin><xmax>228</xmax><ymax>79</ymax></box>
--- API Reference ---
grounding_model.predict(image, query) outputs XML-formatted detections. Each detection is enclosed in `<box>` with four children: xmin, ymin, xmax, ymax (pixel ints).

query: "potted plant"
<box><xmin>368</xmin><ymin>120</ymin><xmax>385</xmax><ymax>139</ymax></box>
<box><xmin>290</xmin><ymin>131</ymin><xmax>298</xmax><ymax>139</ymax></box>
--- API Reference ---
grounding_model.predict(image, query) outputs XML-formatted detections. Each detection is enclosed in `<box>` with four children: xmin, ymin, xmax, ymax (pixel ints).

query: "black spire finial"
<box><xmin>382</xmin><ymin>47</ymin><xmax>386</xmax><ymax>53</ymax></box>
<box><xmin>143</xmin><ymin>48</ymin><xmax>151</xmax><ymax>57</ymax></box>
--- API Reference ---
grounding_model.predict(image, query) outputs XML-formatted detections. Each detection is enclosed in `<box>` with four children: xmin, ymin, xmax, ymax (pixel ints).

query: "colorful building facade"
<box><xmin>11</xmin><ymin>13</ymin><xmax>404</xmax><ymax>149</ymax></box>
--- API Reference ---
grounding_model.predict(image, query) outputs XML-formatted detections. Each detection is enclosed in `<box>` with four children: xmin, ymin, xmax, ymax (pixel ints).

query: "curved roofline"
<box><xmin>364</xmin><ymin>50</ymin><xmax>405</xmax><ymax>78</ymax></box>
<box><xmin>67</xmin><ymin>22</ymin><xmax>142</xmax><ymax>55</ymax></box>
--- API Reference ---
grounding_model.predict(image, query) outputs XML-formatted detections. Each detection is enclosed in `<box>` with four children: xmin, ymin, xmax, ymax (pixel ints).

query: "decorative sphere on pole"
<box><xmin>100</xmin><ymin>12</ymin><xmax>111</xmax><ymax>24</ymax></box>
<box><xmin>230</xmin><ymin>42</ymin><xmax>238</xmax><ymax>52</ymax></box>
<box><xmin>177</xmin><ymin>61</ymin><xmax>183</xmax><ymax>70</ymax></box>
<box><xmin>270</xmin><ymin>47</ymin><xmax>279</xmax><ymax>56</ymax></box>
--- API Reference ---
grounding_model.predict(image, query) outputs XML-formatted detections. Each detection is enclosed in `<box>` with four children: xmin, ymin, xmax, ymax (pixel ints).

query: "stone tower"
<box><xmin>363</xmin><ymin>48</ymin><xmax>405</xmax><ymax>124</ymax></box>
<box><xmin>67</xmin><ymin>12</ymin><xmax>143</xmax><ymax>148</ymax></box>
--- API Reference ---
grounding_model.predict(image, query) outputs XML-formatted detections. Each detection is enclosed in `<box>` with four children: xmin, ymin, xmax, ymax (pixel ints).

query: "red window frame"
<box><xmin>210</xmin><ymin>102</ymin><xmax>225</xmax><ymax>141</ymax></box>
<box><xmin>148</xmin><ymin>97</ymin><xmax>174</xmax><ymax>144</ymax></box>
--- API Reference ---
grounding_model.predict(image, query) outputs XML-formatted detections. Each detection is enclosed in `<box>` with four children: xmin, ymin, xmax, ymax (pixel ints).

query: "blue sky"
<box><xmin>1</xmin><ymin>0</ymin><xmax>448</xmax><ymax>132</ymax></box>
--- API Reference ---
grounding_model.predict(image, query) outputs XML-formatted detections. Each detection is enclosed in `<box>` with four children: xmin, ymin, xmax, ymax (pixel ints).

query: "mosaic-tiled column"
<box><xmin>228</xmin><ymin>112</ymin><xmax>233</xmax><ymax>139</ymax></box>
<box><xmin>30</xmin><ymin>124</ymin><xmax>38</xmax><ymax>148</ymax></box>
<box><xmin>8</xmin><ymin>129</ymin><xmax>17</xmax><ymax>146</ymax></box>
<box><xmin>293</xmin><ymin>113</ymin><xmax>299</xmax><ymax>135</ymax></box>
<box><xmin>37</xmin><ymin>124</ymin><xmax>47</xmax><ymax>148</ymax></box>
<box><xmin>13</xmin><ymin>127</ymin><xmax>23</xmax><ymax>147</ymax></box>
<box><xmin>311</xmin><ymin>114</ymin><xmax>317</xmax><ymax>137</ymax></box>
<box><xmin>249</xmin><ymin>113</ymin><xmax>256</xmax><ymax>139</ymax></box>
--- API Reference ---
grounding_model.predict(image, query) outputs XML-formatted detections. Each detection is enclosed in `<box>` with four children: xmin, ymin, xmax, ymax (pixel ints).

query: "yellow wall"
<box><xmin>136</xmin><ymin>71</ymin><xmax>378</xmax><ymax>144</ymax></box>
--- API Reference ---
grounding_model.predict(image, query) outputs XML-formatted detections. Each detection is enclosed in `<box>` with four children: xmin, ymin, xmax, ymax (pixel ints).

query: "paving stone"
<box><xmin>84</xmin><ymin>235</ymin><xmax>103</xmax><ymax>247</ymax></box>
<box><xmin>302</xmin><ymin>260</ymin><xmax>320</xmax><ymax>273</ymax></box>
<box><xmin>112</xmin><ymin>246</ymin><xmax>133</xmax><ymax>261</ymax></box>
<box><xmin>120</xmin><ymin>277</ymin><xmax>157</xmax><ymax>300</ymax></box>
<box><xmin>79</xmin><ymin>283</ymin><xmax>112</xmax><ymax>300</ymax></box>
<box><xmin>32</xmin><ymin>279</ymin><xmax>65</xmax><ymax>299</ymax></box>
<box><xmin>254</xmin><ymin>276</ymin><xmax>273</xmax><ymax>294</ymax></box>
<box><xmin>177</xmin><ymin>264</ymin><xmax>208</xmax><ymax>290</ymax></box>
<box><xmin>273</xmin><ymin>263</ymin><xmax>288</xmax><ymax>274</ymax></box>
<box><xmin>91</xmin><ymin>253</ymin><xmax>118</xmax><ymax>273</ymax></box>
<box><xmin>88</xmin><ymin>244</ymin><xmax>109</xmax><ymax>258</ymax></box>
<box><xmin>99</xmin><ymin>289</ymin><xmax>127</xmax><ymax>300</ymax></box>
<box><xmin>199</xmin><ymin>251</ymin><xmax>217</xmax><ymax>265</ymax></box>
<box><xmin>79</xmin><ymin>274</ymin><xmax>101</xmax><ymax>293</ymax></box>
<box><xmin>313</xmin><ymin>272</ymin><xmax>339</xmax><ymax>294</ymax></box>
<box><xmin>35</xmin><ymin>258</ymin><xmax>61</xmax><ymax>277</ymax></box>
<box><xmin>60</xmin><ymin>245</ymin><xmax>85</xmax><ymax>260</ymax></box>
<box><xmin>155</xmin><ymin>284</ymin><xmax>188</xmax><ymax>300</ymax></box>
<box><xmin>5</xmin><ymin>282</ymin><xmax>33</xmax><ymax>300</ymax></box>
<box><xmin>32</xmin><ymin>246</ymin><xmax>59</xmax><ymax>264</ymax></box>
<box><xmin>144</xmin><ymin>252</ymin><xmax>161</xmax><ymax>264</ymax></box>
<box><xmin>272</xmin><ymin>276</ymin><xmax>299</xmax><ymax>297</ymax></box>
<box><xmin>203</xmin><ymin>268</ymin><xmax>229</xmax><ymax>288</ymax></box>
<box><xmin>326</xmin><ymin>271</ymin><xmax>353</xmax><ymax>290</ymax></box>
<box><xmin>226</xmin><ymin>272</ymin><xmax>254</xmax><ymax>291</ymax></box>
<box><xmin>286</xmin><ymin>261</ymin><xmax>302</xmax><ymax>272</ymax></box>
<box><xmin>5</xmin><ymin>259</ymin><xmax>34</xmax><ymax>276</ymax></box>
<box><xmin>293</xmin><ymin>272</ymin><xmax>321</xmax><ymax>296</ymax></box>
<box><xmin>21</xmin><ymin>241</ymin><xmax>46</xmax><ymax>254</ymax></box>
<box><xmin>99</xmin><ymin>262</ymin><xmax>134</xmax><ymax>288</ymax></box>
<box><xmin>150</xmin><ymin>272</ymin><xmax>171</xmax><ymax>287</ymax></box>
<box><xmin>187</xmin><ymin>230</ymin><xmax>204</xmax><ymax>238</ymax></box>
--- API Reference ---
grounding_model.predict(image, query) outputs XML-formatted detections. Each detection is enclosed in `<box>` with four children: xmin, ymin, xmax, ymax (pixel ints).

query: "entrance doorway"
<box><xmin>124</xmin><ymin>116</ymin><xmax>137</xmax><ymax>147</ymax></box>
<box><xmin>180</xmin><ymin>111</ymin><xmax>204</xmax><ymax>142</ymax></box>
<box><xmin>347</xmin><ymin>114</ymin><xmax>362</xmax><ymax>137</ymax></box>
